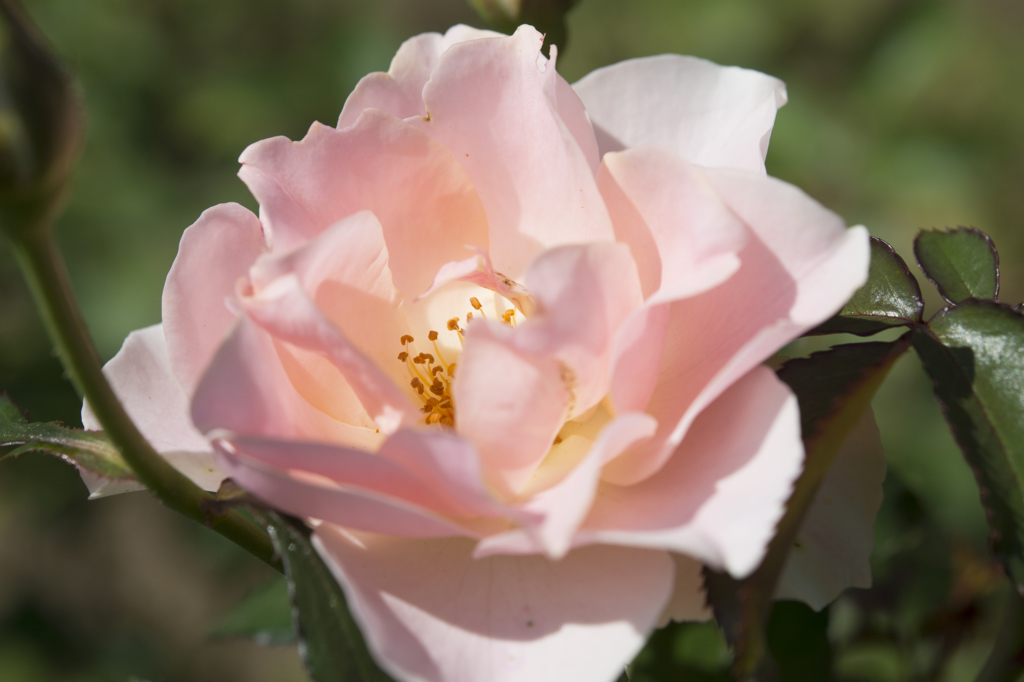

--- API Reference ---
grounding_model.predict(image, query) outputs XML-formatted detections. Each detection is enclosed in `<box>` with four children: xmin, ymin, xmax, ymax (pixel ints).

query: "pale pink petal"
<box><xmin>82</xmin><ymin>324</ymin><xmax>208</xmax><ymax>454</ymax></box>
<box><xmin>80</xmin><ymin>324</ymin><xmax>222</xmax><ymax>495</ymax></box>
<box><xmin>378</xmin><ymin>429</ymin><xmax>504</xmax><ymax>519</ymax></box>
<box><xmin>581</xmin><ymin>367</ymin><xmax>803</xmax><ymax>579</ymax></box>
<box><xmin>516</xmin><ymin>243</ymin><xmax>644</xmax><ymax>418</ymax></box>
<box><xmin>603</xmin><ymin>172</ymin><xmax>869</xmax><ymax>485</ymax></box>
<box><xmin>213</xmin><ymin>440</ymin><xmax>474</xmax><ymax>539</ymax></box>
<box><xmin>597</xmin><ymin>148</ymin><xmax>746</xmax><ymax>301</ymax></box>
<box><xmin>313</xmin><ymin>529</ymin><xmax>674</xmax><ymax>682</ymax></box>
<box><xmin>438</xmin><ymin>24</ymin><xmax>505</xmax><ymax>45</ymax></box>
<box><xmin>454</xmin><ymin>321</ymin><xmax>570</xmax><ymax>497</ymax></box>
<box><xmin>599</xmin><ymin>150</ymin><xmax>747</xmax><ymax>415</ymax></box>
<box><xmin>249</xmin><ymin>210</ymin><xmax>409</xmax><ymax>390</ymax></box>
<box><xmin>608</xmin><ymin>303</ymin><xmax>669</xmax><ymax>414</ymax></box>
<box><xmin>416</xmin><ymin>248</ymin><xmax>534</xmax><ymax>316</ymax></box>
<box><xmin>474</xmin><ymin>413</ymin><xmax>657</xmax><ymax>560</ymax></box>
<box><xmin>338</xmin><ymin>33</ymin><xmax>444</xmax><ymax>129</ymax></box>
<box><xmin>412</xmin><ymin>25</ymin><xmax>613</xmax><ymax>279</ymax></box>
<box><xmin>216</xmin><ymin>433</ymin><xmax>499</xmax><ymax>520</ymax></box>
<box><xmin>338</xmin><ymin>26</ymin><xmax>503</xmax><ymax>129</ymax></box>
<box><xmin>657</xmin><ymin>554</ymin><xmax>712</xmax><ymax>626</ymax></box>
<box><xmin>705</xmin><ymin>169</ymin><xmax>871</xmax><ymax>327</ymax></box>
<box><xmin>239</xmin><ymin>109</ymin><xmax>488</xmax><ymax>298</ymax></box>
<box><xmin>78</xmin><ymin>473</ymin><xmax>144</xmax><ymax>499</ymax></box>
<box><xmin>546</xmin><ymin>45</ymin><xmax>602</xmax><ymax>175</ymax></box>
<box><xmin>572</xmin><ymin>55</ymin><xmax>787</xmax><ymax>172</ymax></box>
<box><xmin>161</xmin><ymin>203</ymin><xmax>266</xmax><ymax>396</ymax></box>
<box><xmin>775</xmin><ymin>408</ymin><xmax>886</xmax><ymax>609</ymax></box>
<box><xmin>192</xmin><ymin>315</ymin><xmax>383</xmax><ymax>448</ymax></box>
<box><xmin>242</xmin><ymin>275</ymin><xmax>416</xmax><ymax>434</ymax></box>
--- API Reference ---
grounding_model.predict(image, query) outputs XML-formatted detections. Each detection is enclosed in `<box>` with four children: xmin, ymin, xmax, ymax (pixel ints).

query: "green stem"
<box><xmin>976</xmin><ymin>587</ymin><xmax>1024</xmax><ymax>682</ymax></box>
<box><xmin>9</xmin><ymin>224</ymin><xmax>281</xmax><ymax>572</ymax></box>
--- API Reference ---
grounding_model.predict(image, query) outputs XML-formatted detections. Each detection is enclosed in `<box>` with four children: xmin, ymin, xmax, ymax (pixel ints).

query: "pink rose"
<box><xmin>84</xmin><ymin>25</ymin><xmax>872</xmax><ymax>682</ymax></box>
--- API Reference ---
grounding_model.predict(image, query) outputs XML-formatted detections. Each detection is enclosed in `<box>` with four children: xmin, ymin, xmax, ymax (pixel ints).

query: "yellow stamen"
<box><xmin>469</xmin><ymin>296</ymin><xmax>487</xmax><ymax>320</ymax></box>
<box><xmin>428</xmin><ymin>330</ymin><xmax>450</xmax><ymax>371</ymax></box>
<box><xmin>396</xmin><ymin>294</ymin><xmax>515</xmax><ymax>428</ymax></box>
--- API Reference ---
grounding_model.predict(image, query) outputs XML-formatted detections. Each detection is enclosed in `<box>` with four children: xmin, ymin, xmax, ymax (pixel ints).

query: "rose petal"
<box><xmin>378</xmin><ymin>428</ymin><xmax>504</xmax><ymax>519</ymax></box>
<box><xmin>705</xmin><ymin>169</ymin><xmax>871</xmax><ymax>327</ymax></box>
<box><xmin>603</xmin><ymin>171</ymin><xmax>870</xmax><ymax>485</ymax></box>
<box><xmin>546</xmin><ymin>45</ymin><xmax>602</xmax><ymax>175</ymax></box>
<box><xmin>599</xmin><ymin>151</ymin><xmax>748</xmax><ymax>415</ymax></box>
<box><xmin>79</xmin><ymin>450</ymin><xmax>224</xmax><ymax>499</ymax></box>
<box><xmin>80</xmin><ymin>324</ymin><xmax>222</xmax><ymax>496</ymax></box>
<box><xmin>657</xmin><ymin>553</ymin><xmax>712</xmax><ymax>626</ymax></box>
<box><xmin>416</xmin><ymin>248</ymin><xmax>534</xmax><ymax>317</ymax></box>
<box><xmin>607</xmin><ymin>303</ymin><xmax>669</xmax><ymax>415</ymax></box>
<box><xmin>516</xmin><ymin>243</ymin><xmax>644</xmax><ymax>418</ymax></box>
<box><xmin>572</xmin><ymin>55</ymin><xmax>787</xmax><ymax>172</ymax></box>
<box><xmin>161</xmin><ymin>203</ymin><xmax>267</xmax><ymax>396</ymax></box>
<box><xmin>474</xmin><ymin>412</ymin><xmax>657</xmax><ymax>560</ymax></box>
<box><xmin>775</xmin><ymin>407</ymin><xmax>886</xmax><ymax>609</ymax></box>
<box><xmin>454</xmin><ymin>321</ymin><xmax>570</xmax><ymax>497</ymax></box>
<box><xmin>239</xmin><ymin>109</ymin><xmax>488</xmax><ymax>298</ymax></box>
<box><xmin>580</xmin><ymin>366</ymin><xmax>803</xmax><ymax>579</ymax></box>
<box><xmin>338</xmin><ymin>25</ymin><xmax>503</xmax><ymax>129</ymax></box>
<box><xmin>218</xmin><ymin>433</ymin><xmax>499</xmax><ymax>520</ymax></box>
<box><xmin>249</xmin><ymin>210</ymin><xmax>410</xmax><ymax>390</ymax></box>
<box><xmin>412</xmin><ymin>25</ymin><xmax>613</xmax><ymax>279</ymax></box>
<box><xmin>242</xmin><ymin>275</ymin><xmax>416</xmax><ymax>434</ymax></box>
<box><xmin>192</xmin><ymin>315</ymin><xmax>383</xmax><ymax>447</ymax></box>
<box><xmin>78</xmin><ymin>473</ymin><xmax>144</xmax><ymax>499</ymax></box>
<box><xmin>82</xmin><ymin>324</ymin><xmax>208</xmax><ymax>455</ymax></box>
<box><xmin>313</xmin><ymin>528</ymin><xmax>674</xmax><ymax>682</ymax></box>
<box><xmin>213</xmin><ymin>440</ymin><xmax>473</xmax><ymax>539</ymax></box>
<box><xmin>597</xmin><ymin>148</ymin><xmax>746</xmax><ymax>301</ymax></box>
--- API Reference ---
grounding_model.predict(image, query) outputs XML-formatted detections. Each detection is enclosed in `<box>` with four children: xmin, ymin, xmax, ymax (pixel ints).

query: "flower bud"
<box><xmin>0</xmin><ymin>0</ymin><xmax>81</xmax><ymax>239</ymax></box>
<box><xmin>467</xmin><ymin>0</ymin><xmax>578</xmax><ymax>54</ymax></box>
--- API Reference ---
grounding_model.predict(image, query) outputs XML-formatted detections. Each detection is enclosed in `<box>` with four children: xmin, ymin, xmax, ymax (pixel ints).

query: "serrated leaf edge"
<box><xmin>913</xmin><ymin>226</ymin><xmax>1000</xmax><ymax>305</ymax></box>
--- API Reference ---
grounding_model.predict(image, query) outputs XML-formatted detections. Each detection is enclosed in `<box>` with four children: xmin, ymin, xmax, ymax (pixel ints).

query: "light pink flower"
<box><xmin>84</xmin><ymin>25</ymin><xmax>875</xmax><ymax>682</ymax></box>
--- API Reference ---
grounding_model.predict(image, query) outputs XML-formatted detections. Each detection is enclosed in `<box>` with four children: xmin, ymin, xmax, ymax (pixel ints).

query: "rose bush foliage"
<box><xmin>83</xmin><ymin>25</ymin><xmax>877</xmax><ymax>682</ymax></box>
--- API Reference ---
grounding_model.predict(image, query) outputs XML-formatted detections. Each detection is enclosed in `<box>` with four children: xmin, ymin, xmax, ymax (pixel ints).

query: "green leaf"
<box><xmin>255</xmin><ymin>510</ymin><xmax>395</xmax><ymax>682</ymax></box>
<box><xmin>0</xmin><ymin>393</ymin><xmax>136</xmax><ymax>482</ymax></box>
<box><xmin>705</xmin><ymin>337</ymin><xmax>911</xmax><ymax>679</ymax></box>
<box><xmin>911</xmin><ymin>300</ymin><xmax>1024</xmax><ymax>590</ymax></box>
<box><xmin>914</xmin><ymin>227</ymin><xmax>999</xmax><ymax>304</ymax></box>
<box><xmin>211</xmin><ymin>575</ymin><xmax>296</xmax><ymax>645</ymax></box>
<box><xmin>811</xmin><ymin>237</ymin><xmax>923</xmax><ymax>336</ymax></box>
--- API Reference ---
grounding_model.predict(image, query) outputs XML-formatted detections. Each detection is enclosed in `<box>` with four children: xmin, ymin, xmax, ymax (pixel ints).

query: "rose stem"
<box><xmin>9</xmin><ymin>224</ymin><xmax>282</xmax><ymax>572</ymax></box>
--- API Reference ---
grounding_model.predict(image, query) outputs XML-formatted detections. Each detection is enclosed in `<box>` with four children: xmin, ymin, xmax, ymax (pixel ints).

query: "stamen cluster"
<box><xmin>397</xmin><ymin>297</ymin><xmax>518</xmax><ymax>427</ymax></box>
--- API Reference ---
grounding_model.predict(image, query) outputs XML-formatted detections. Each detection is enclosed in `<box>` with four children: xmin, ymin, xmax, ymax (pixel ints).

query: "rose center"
<box><xmin>396</xmin><ymin>296</ymin><xmax>519</xmax><ymax>427</ymax></box>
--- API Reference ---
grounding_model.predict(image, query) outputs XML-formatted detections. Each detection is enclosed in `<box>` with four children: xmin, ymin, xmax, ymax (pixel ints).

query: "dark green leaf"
<box><xmin>705</xmin><ymin>337</ymin><xmax>911</xmax><ymax>679</ymax></box>
<box><xmin>914</xmin><ymin>227</ymin><xmax>999</xmax><ymax>303</ymax></box>
<box><xmin>0</xmin><ymin>394</ymin><xmax>136</xmax><ymax>482</ymax></box>
<box><xmin>811</xmin><ymin>237</ymin><xmax>923</xmax><ymax>336</ymax></box>
<box><xmin>912</xmin><ymin>300</ymin><xmax>1024</xmax><ymax>590</ymax></box>
<box><xmin>255</xmin><ymin>510</ymin><xmax>395</xmax><ymax>682</ymax></box>
<box><xmin>211</xmin><ymin>575</ymin><xmax>296</xmax><ymax>645</ymax></box>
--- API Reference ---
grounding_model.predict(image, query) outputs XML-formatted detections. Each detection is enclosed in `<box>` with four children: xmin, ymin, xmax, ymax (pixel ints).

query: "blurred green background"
<box><xmin>2</xmin><ymin>0</ymin><xmax>1023</xmax><ymax>680</ymax></box>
